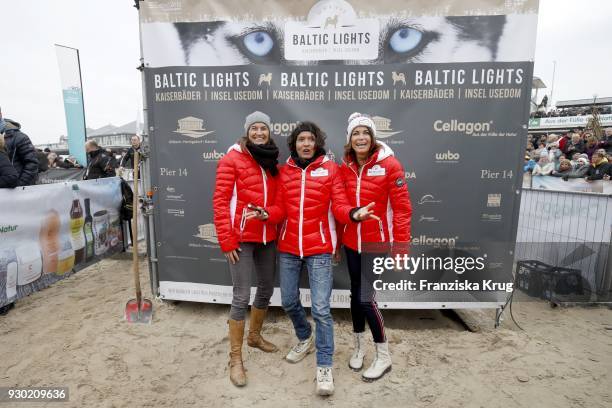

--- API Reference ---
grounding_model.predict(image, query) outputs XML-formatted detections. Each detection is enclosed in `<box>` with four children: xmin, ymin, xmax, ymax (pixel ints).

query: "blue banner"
<box><xmin>62</xmin><ymin>88</ymin><xmax>87</xmax><ymax>165</ymax></box>
<box><xmin>55</xmin><ymin>45</ymin><xmax>87</xmax><ymax>167</ymax></box>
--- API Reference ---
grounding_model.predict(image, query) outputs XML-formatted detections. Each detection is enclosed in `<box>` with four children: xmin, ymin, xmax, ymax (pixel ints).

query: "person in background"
<box><xmin>47</xmin><ymin>152</ymin><xmax>61</xmax><ymax>168</ymax></box>
<box><xmin>0</xmin><ymin>132</ymin><xmax>18</xmax><ymax>188</ymax></box>
<box><xmin>523</xmin><ymin>153</ymin><xmax>537</xmax><ymax>173</ymax></box>
<box><xmin>585</xmin><ymin>151</ymin><xmax>610</xmax><ymax>181</ymax></box>
<box><xmin>63</xmin><ymin>156</ymin><xmax>82</xmax><ymax>169</ymax></box>
<box><xmin>0</xmin><ymin>130</ymin><xmax>19</xmax><ymax>315</ymax></box>
<box><xmin>35</xmin><ymin>148</ymin><xmax>49</xmax><ymax>173</ymax></box>
<box><xmin>83</xmin><ymin>140</ymin><xmax>116</xmax><ymax>180</ymax></box>
<box><xmin>532</xmin><ymin>154</ymin><xmax>554</xmax><ymax>176</ymax></box>
<box><xmin>564</xmin><ymin>133</ymin><xmax>585</xmax><ymax>157</ymax></box>
<box><xmin>0</xmin><ymin>108</ymin><xmax>38</xmax><ymax>186</ymax></box>
<box><xmin>557</xmin><ymin>132</ymin><xmax>569</xmax><ymax>153</ymax></box>
<box><xmin>584</xmin><ymin>136</ymin><xmax>599</xmax><ymax>159</ymax></box>
<box><xmin>119</xmin><ymin>135</ymin><xmax>142</xmax><ymax>171</ymax></box>
<box><xmin>551</xmin><ymin>158</ymin><xmax>573</xmax><ymax>177</ymax></box>
<box><xmin>562</xmin><ymin>157</ymin><xmax>590</xmax><ymax>180</ymax></box>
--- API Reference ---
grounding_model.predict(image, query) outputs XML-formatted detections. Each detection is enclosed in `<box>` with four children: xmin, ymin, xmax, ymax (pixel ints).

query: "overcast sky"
<box><xmin>0</xmin><ymin>0</ymin><xmax>611</xmax><ymax>145</ymax></box>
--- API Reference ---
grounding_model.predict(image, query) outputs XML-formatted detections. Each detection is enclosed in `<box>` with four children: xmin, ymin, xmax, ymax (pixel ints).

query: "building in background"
<box><xmin>37</xmin><ymin>121</ymin><xmax>137</xmax><ymax>160</ymax></box>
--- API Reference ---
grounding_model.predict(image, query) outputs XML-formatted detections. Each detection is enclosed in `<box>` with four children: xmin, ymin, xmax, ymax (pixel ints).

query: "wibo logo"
<box><xmin>435</xmin><ymin>150</ymin><xmax>460</xmax><ymax>162</ymax></box>
<box><xmin>0</xmin><ymin>225</ymin><xmax>18</xmax><ymax>233</ymax></box>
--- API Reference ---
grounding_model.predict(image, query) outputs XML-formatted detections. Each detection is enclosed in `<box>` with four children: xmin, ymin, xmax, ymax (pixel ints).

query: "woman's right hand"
<box><xmin>224</xmin><ymin>248</ymin><xmax>241</xmax><ymax>264</ymax></box>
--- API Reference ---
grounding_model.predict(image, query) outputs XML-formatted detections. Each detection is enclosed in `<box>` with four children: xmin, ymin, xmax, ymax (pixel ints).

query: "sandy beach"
<box><xmin>1</xmin><ymin>253</ymin><xmax>611</xmax><ymax>408</ymax></box>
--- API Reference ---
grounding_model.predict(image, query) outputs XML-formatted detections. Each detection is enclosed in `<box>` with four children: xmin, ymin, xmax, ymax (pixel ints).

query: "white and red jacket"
<box><xmin>213</xmin><ymin>143</ymin><xmax>278</xmax><ymax>252</ymax></box>
<box><xmin>339</xmin><ymin>142</ymin><xmax>412</xmax><ymax>253</ymax></box>
<box><xmin>267</xmin><ymin>154</ymin><xmax>353</xmax><ymax>258</ymax></box>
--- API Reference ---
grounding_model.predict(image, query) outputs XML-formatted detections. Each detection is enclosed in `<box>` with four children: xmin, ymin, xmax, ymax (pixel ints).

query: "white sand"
<box><xmin>1</xmin><ymin>254</ymin><xmax>611</xmax><ymax>408</ymax></box>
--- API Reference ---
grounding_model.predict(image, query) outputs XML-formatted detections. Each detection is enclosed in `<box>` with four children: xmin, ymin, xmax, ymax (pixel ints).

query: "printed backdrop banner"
<box><xmin>529</xmin><ymin>114</ymin><xmax>612</xmax><ymax>129</ymax></box>
<box><xmin>0</xmin><ymin>178</ymin><xmax>124</xmax><ymax>308</ymax></box>
<box><xmin>140</xmin><ymin>0</ymin><xmax>539</xmax><ymax>307</ymax></box>
<box><xmin>37</xmin><ymin>168</ymin><xmax>87</xmax><ymax>184</ymax></box>
<box><xmin>528</xmin><ymin>175</ymin><xmax>612</xmax><ymax>194</ymax></box>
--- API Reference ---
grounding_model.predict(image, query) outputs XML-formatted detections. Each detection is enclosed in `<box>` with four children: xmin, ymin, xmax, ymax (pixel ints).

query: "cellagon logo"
<box><xmin>435</xmin><ymin>150</ymin><xmax>460</xmax><ymax>162</ymax></box>
<box><xmin>411</xmin><ymin>235</ymin><xmax>458</xmax><ymax>248</ymax></box>
<box><xmin>433</xmin><ymin>120</ymin><xmax>492</xmax><ymax>135</ymax></box>
<box><xmin>271</xmin><ymin>122</ymin><xmax>299</xmax><ymax>137</ymax></box>
<box><xmin>0</xmin><ymin>225</ymin><xmax>17</xmax><ymax>233</ymax></box>
<box><xmin>284</xmin><ymin>0</ymin><xmax>380</xmax><ymax>61</ymax></box>
<box><xmin>202</xmin><ymin>150</ymin><xmax>225</xmax><ymax>161</ymax></box>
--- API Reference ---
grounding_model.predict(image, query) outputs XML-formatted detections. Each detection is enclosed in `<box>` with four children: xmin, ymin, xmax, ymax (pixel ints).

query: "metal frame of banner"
<box><xmin>135</xmin><ymin>1</ymin><xmax>160</xmax><ymax>298</ymax></box>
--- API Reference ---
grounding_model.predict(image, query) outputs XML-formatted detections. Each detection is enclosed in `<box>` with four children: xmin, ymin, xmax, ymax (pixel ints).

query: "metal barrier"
<box><xmin>515</xmin><ymin>187</ymin><xmax>612</xmax><ymax>302</ymax></box>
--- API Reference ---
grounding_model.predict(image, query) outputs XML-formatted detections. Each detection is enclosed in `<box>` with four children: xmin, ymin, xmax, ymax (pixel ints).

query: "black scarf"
<box><xmin>246</xmin><ymin>140</ymin><xmax>279</xmax><ymax>176</ymax></box>
<box><xmin>291</xmin><ymin>149</ymin><xmax>325</xmax><ymax>169</ymax></box>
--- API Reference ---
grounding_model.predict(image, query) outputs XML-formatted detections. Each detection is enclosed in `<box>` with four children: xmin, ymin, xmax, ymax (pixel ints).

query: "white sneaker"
<box><xmin>316</xmin><ymin>366</ymin><xmax>334</xmax><ymax>396</ymax></box>
<box><xmin>286</xmin><ymin>334</ymin><xmax>315</xmax><ymax>363</ymax></box>
<box><xmin>362</xmin><ymin>341</ymin><xmax>392</xmax><ymax>382</ymax></box>
<box><xmin>349</xmin><ymin>332</ymin><xmax>366</xmax><ymax>371</ymax></box>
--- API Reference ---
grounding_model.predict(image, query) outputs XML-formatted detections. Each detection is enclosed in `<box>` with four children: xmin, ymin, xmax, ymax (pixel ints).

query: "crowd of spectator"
<box><xmin>530</xmin><ymin>104</ymin><xmax>612</xmax><ymax>119</ymax></box>
<box><xmin>525</xmin><ymin>128</ymin><xmax>612</xmax><ymax>181</ymax></box>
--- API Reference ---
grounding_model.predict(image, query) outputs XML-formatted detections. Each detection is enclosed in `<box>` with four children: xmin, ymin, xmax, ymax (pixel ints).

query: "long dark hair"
<box><xmin>287</xmin><ymin>121</ymin><xmax>327</xmax><ymax>156</ymax></box>
<box><xmin>344</xmin><ymin>126</ymin><xmax>378</xmax><ymax>163</ymax></box>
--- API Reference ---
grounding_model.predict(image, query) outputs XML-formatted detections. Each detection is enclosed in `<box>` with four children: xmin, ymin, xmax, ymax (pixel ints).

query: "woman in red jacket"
<box><xmin>339</xmin><ymin>112</ymin><xmax>412</xmax><ymax>382</ymax></box>
<box><xmin>247</xmin><ymin>121</ymin><xmax>377</xmax><ymax>395</ymax></box>
<box><xmin>212</xmin><ymin>111</ymin><xmax>280</xmax><ymax>388</ymax></box>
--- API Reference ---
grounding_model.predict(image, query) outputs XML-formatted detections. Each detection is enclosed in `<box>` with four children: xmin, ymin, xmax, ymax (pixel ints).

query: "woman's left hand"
<box><xmin>352</xmin><ymin>202</ymin><xmax>381</xmax><ymax>222</ymax></box>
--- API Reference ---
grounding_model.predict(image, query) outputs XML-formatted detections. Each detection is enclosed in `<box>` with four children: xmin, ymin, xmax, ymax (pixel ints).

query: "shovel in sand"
<box><xmin>125</xmin><ymin>150</ymin><xmax>153</xmax><ymax>324</ymax></box>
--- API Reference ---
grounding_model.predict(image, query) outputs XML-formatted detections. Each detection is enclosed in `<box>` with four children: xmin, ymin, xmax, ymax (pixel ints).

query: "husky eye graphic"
<box><xmin>383</xmin><ymin>24</ymin><xmax>437</xmax><ymax>63</ymax></box>
<box><xmin>230</xmin><ymin>27</ymin><xmax>282</xmax><ymax>63</ymax></box>
<box><xmin>243</xmin><ymin>31</ymin><xmax>274</xmax><ymax>56</ymax></box>
<box><xmin>388</xmin><ymin>27</ymin><xmax>423</xmax><ymax>53</ymax></box>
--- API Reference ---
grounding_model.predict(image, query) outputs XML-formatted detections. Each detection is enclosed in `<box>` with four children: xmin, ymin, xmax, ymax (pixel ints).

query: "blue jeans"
<box><xmin>279</xmin><ymin>252</ymin><xmax>334</xmax><ymax>367</ymax></box>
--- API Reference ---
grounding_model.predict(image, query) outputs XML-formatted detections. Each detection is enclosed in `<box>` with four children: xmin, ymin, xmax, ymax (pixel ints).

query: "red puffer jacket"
<box><xmin>339</xmin><ymin>142</ymin><xmax>412</xmax><ymax>253</ymax></box>
<box><xmin>213</xmin><ymin>143</ymin><xmax>278</xmax><ymax>252</ymax></box>
<box><xmin>267</xmin><ymin>154</ymin><xmax>353</xmax><ymax>258</ymax></box>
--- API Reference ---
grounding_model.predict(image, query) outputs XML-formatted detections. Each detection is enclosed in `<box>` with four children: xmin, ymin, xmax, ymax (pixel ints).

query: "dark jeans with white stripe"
<box><xmin>344</xmin><ymin>247</ymin><xmax>386</xmax><ymax>343</ymax></box>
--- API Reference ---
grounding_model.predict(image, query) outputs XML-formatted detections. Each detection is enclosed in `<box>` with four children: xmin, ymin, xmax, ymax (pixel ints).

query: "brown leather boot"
<box><xmin>247</xmin><ymin>306</ymin><xmax>278</xmax><ymax>352</ymax></box>
<box><xmin>228</xmin><ymin>319</ymin><xmax>247</xmax><ymax>387</ymax></box>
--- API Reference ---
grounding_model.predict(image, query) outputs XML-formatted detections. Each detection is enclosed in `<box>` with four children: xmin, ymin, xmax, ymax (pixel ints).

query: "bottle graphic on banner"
<box><xmin>39</xmin><ymin>210</ymin><xmax>61</xmax><ymax>274</ymax></box>
<box><xmin>56</xmin><ymin>240</ymin><xmax>75</xmax><ymax>275</ymax></box>
<box><xmin>0</xmin><ymin>249</ymin><xmax>18</xmax><ymax>300</ymax></box>
<box><xmin>16</xmin><ymin>243</ymin><xmax>43</xmax><ymax>286</ymax></box>
<box><xmin>108</xmin><ymin>209</ymin><xmax>120</xmax><ymax>248</ymax></box>
<box><xmin>93</xmin><ymin>210</ymin><xmax>109</xmax><ymax>256</ymax></box>
<box><xmin>70</xmin><ymin>184</ymin><xmax>86</xmax><ymax>265</ymax></box>
<box><xmin>83</xmin><ymin>198</ymin><xmax>95</xmax><ymax>261</ymax></box>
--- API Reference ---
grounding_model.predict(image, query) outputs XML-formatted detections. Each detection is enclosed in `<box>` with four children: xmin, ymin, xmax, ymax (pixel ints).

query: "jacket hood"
<box><xmin>3</xmin><ymin>119</ymin><xmax>21</xmax><ymax>132</ymax></box>
<box><xmin>227</xmin><ymin>143</ymin><xmax>242</xmax><ymax>154</ymax></box>
<box><xmin>375</xmin><ymin>141</ymin><xmax>394</xmax><ymax>162</ymax></box>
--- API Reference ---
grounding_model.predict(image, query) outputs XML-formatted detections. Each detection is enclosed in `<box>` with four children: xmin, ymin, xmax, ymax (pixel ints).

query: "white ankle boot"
<box><xmin>349</xmin><ymin>332</ymin><xmax>365</xmax><ymax>370</ymax></box>
<box><xmin>316</xmin><ymin>366</ymin><xmax>334</xmax><ymax>396</ymax></box>
<box><xmin>362</xmin><ymin>341</ymin><xmax>392</xmax><ymax>381</ymax></box>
